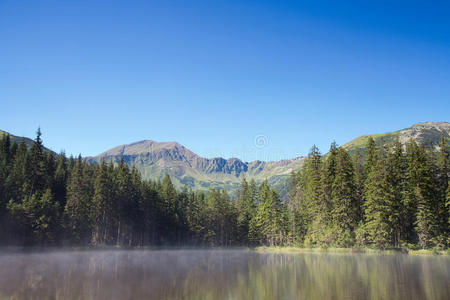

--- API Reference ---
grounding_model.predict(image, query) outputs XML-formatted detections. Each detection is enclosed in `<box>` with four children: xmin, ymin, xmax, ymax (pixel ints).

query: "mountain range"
<box><xmin>86</xmin><ymin>121</ymin><xmax>450</xmax><ymax>197</ymax></box>
<box><xmin>86</xmin><ymin>140</ymin><xmax>305</xmax><ymax>196</ymax></box>
<box><xmin>2</xmin><ymin>122</ymin><xmax>449</xmax><ymax>197</ymax></box>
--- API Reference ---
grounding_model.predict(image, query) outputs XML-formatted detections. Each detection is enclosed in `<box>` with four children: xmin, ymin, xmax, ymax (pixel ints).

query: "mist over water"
<box><xmin>0</xmin><ymin>249</ymin><xmax>448</xmax><ymax>300</ymax></box>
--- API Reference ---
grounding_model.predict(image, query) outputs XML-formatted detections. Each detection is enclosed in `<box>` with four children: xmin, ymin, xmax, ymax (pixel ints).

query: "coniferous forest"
<box><xmin>0</xmin><ymin>129</ymin><xmax>448</xmax><ymax>250</ymax></box>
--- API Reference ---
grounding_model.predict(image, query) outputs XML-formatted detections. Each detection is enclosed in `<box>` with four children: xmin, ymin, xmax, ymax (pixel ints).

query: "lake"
<box><xmin>0</xmin><ymin>249</ymin><xmax>448</xmax><ymax>299</ymax></box>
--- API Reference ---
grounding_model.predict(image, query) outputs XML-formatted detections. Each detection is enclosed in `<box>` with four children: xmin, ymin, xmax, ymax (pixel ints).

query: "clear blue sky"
<box><xmin>1</xmin><ymin>0</ymin><xmax>449</xmax><ymax>161</ymax></box>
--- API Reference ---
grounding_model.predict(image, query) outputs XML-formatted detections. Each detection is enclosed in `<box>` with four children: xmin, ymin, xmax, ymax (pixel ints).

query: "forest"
<box><xmin>0</xmin><ymin>129</ymin><xmax>448</xmax><ymax>250</ymax></box>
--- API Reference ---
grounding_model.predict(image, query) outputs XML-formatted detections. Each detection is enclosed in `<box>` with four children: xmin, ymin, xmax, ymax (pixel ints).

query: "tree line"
<box><xmin>0</xmin><ymin>129</ymin><xmax>448</xmax><ymax>249</ymax></box>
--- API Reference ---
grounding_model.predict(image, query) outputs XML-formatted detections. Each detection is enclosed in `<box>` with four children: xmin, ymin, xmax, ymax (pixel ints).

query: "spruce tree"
<box><xmin>91</xmin><ymin>161</ymin><xmax>112</xmax><ymax>244</ymax></box>
<box><xmin>406</xmin><ymin>142</ymin><xmax>439</xmax><ymax>248</ymax></box>
<box><xmin>435</xmin><ymin>135</ymin><xmax>449</xmax><ymax>247</ymax></box>
<box><xmin>28</xmin><ymin>188</ymin><xmax>61</xmax><ymax>244</ymax></box>
<box><xmin>330</xmin><ymin>147</ymin><xmax>357</xmax><ymax>246</ymax></box>
<box><xmin>64</xmin><ymin>155</ymin><xmax>91</xmax><ymax>244</ymax></box>
<box><xmin>363</xmin><ymin>151</ymin><xmax>392</xmax><ymax>248</ymax></box>
<box><xmin>26</xmin><ymin>128</ymin><xmax>47</xmax><ymax>196</ymax></box>
<box><xmin>364</xmin><ymin>136</ymin><xmax>377</xmax><ymax>175</ymax></box>
<box><xmin>235</xmin><ymin>178</ymin><xmax>253</xmax><ymax>244</ymax></box>
<box><xmin>386</xmin><ymin>138</ymin><xmax>407</xmax><ymax>246</ymax></box>
<box><xmin>303</xmin><ymin>145</ymin><xmax>328</xmax><ymax>246</ymax></box>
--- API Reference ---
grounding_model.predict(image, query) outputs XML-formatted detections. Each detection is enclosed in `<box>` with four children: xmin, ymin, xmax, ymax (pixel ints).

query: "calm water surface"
<box><xmin>0</xmin><ymin>249</ymin><xmax>448</xmax><ymax>299</ymax></box>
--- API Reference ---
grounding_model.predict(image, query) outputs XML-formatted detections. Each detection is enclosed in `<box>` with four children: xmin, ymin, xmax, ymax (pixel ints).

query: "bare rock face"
<box><xmin>396</xmin><ymin>122</ymin><xmax>450</xmax><ymax>146</ymax></box>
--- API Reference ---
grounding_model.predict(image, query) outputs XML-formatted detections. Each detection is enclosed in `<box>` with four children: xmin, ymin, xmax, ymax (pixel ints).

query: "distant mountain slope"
<box><xmin>342</xmin><ymin>121</ymin><xmax>450</xmax><ymax>155</ymax></box>
<box><xmin>0</xmin><ymin>129</ymin><xmax>37</xmax><ymax>148</ymax></box>
<box><xmin>1</xmin><ymin>130</ymin><xmax>56</xmax><ymax>154</ymax></box>
<box><xmin>86</xmin><ymin>140</ymin><xmax>305</xmax><ymax>196</ymax></box>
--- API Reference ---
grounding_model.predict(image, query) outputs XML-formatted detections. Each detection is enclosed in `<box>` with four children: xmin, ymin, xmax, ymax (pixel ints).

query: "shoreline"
<box><xmin>254</xmin><ymin>246</ymin><xmax>450</xmax><ymax>256</ymax></box>
<box><xmin>0</xmin><ymin>245</ymin><xmax>448</xmax><ymax>256</ymax></box>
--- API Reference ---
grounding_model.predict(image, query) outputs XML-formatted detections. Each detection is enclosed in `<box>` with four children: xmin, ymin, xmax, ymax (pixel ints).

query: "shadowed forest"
<box><xmin>0</xmin><ymin>129</ymin><xmax>448</xmax><ymax>250</ymax></box>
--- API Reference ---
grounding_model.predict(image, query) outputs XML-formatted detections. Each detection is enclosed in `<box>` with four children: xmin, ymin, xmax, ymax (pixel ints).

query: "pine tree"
<box><xmin>385</xmin><ymin>138</ymin><xmax>407</xmax><ymax>246</ymax></box>
<box><xmin>158</xmin><ymin>173</ymin><xmax>179</xmax><ymax>244</ymax></box>
<box><xmin>323</xmin><ymin>141</ymin><xmax>338</xmax><ymax>208</ymax></box>
<box><xmin>28</xmin><ymin>188</ymin><xmax>61</xmax><ymax>244</ymax></box>
<box><xmin>330</xmin><ymin>147</ymin><xmax>357</xmax><ymax>246</ymax></box>
<box><xmin>114</xmin><ymin>158</ymin><xmax>135</xmax><ymax>245</ymax></box>
<box><xmin>91</xmin><ymin>161</ymin><xmax>112</xmax><ymax>245</ymax></box>
<box><xmin>288</xmin><ymin>170</ymin><xmax>307</xmax><ymax>245</ymax></box>
<box><xmin>435</xmin><ymin>135</ymin><xmax>449</xmax><ymax>247</ymax></box>
<box><xmin>0</xmin><ymin>134</ymin><xmax>12</xmax><ymax>216</ymax></box>
<box><xmin>53</xmin><ymin>153</ymin><xmax>68</xmax><ymax>212</ymax></box>
<box><xmin>363</xmin><ymin>151</ymin><xmax>392</xmax><ymax>248</ymax></box>
<box><xmin>406</xmin><ymin>142</ymin><xmax>439</xmax><ymax>248</ymax></box>
<box><xmin>303</xmin><ymin>145</ymin><xmax>329</xmax><ymax>246</ymax></box>
<box><xmin>446</xmin><ymin>185</ymin><xmax>450</xmax><ymax>244</ymax></box>
<box><xmin>353</xmin><ymin>152</ymin><xmax>365</xmax><ymax>222</ymax></box>
<box><xmin>249</xmin><ymin>181</ymin><xmax>275</xmax><ymax>245</ymax></box>
<box><xmin>235</xmin><ymin>178</ymin><xmax>255</xmax><ymax>244</ymax></box>
<box><xmin>364</xmin><ymin>137</ymin><xmax>377</xmax><ymax>175</ymax></box>
<box><xmin>25</xmin><ymin>128</ymin><xmax>47</xmax><ymax>197</ymax></box>
<box><xmin>64</xmin><ymin>156</ymin><xmax>91</xmax><ymax>244</ymax></box>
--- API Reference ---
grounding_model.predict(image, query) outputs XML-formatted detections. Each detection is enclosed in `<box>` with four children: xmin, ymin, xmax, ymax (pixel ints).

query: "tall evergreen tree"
<box><xmin>406</xmin><ymin>141</ymin><xmax>439</xmax><ymax>248</ymax></box>
<box><xmin>385</xmin><ymin>138</ymin><xmax>407</xmax><ymax>245</ymax></box>
<box><xmin>330</xmin><ymin>147</ymin><xmax>357</xmax><ymax>246</ymax></box>
<box><xmin>435</xmin><ymin>135</ymin><xmax>449</xmax><ymax>246</ymax></box>
<box><xmin>364</xmin><ymin>137</ymin><xmax>377</xmax><ymax>176</ymax></box>
<box><xmin>363</xmin><ymin>149</ymin><xmax>392</xmax><ymax>248</ymax></box>
<box><xmin>25</xmin><ymin>128</ymin><xmax>47</xmax><ymax>197</ymax></box>
<box><xmin>91</xmin><ymin>160</ymin><xmax>112</xmax><ymax>245</ymax></box>
<box><xmin>235</xmin><ymin>178</ymin><xmax>255</xmax><ymax>244</ymax></box>
<box><xmin>64</xmin><ymin>156</ymin><xmax>91</xmax><ymax>244</ymax></box>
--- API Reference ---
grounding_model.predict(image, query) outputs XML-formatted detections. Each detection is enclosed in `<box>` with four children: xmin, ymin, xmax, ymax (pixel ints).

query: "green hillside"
<box><xmin>342</xmin><ymin>121</ymin><xmax>450</xmax><ymax>156</ymax></box>
<box><xmin>0</xmin><ymin>130</ymin><xmax>36</xmax><ymax>148</ymax></box>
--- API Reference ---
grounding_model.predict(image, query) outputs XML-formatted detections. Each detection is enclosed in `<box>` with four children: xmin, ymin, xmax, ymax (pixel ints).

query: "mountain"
<box><xmin>0</xmin><ymin>129</ymin><xmax>54</xmax><ymax>153</ymax></box>
<box><xmin>86</xmin><ymin>121</ymin><xmax>449</xmax><ymax>197</ymax></box>
<box><xmin>86</xmin><ymin>140</ymin><xmax>305</xmax><ymax>196</ymax></box>
<box><xmin>0</xmin><ymin>129</ymin><xmax>38</xmax><ymax>148</ymax></box>
<box><xmin>342</xmin><ymin>121</ymin><xmax>450</xmax><ymax>155</ymax></box>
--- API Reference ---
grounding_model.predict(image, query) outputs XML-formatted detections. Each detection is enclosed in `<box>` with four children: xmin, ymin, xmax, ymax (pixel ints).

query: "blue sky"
<box><xmin>1</xmin><ymin>0</ymin><xmax>449</xmax><ymax>161</ymax></box>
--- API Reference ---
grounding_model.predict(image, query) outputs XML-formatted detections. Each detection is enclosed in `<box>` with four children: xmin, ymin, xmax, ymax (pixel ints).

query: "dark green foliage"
<box><xmin>330</xmin><ymin>148</ymin><xmax>358</xmax><ymax>246</ymax></box>
<box><xmin>235</xmin><ymin>178</ymin><xmax>255</xmax><ymax>244</ymax></box>
<box><xmin>288</xmin><ymin>139</ymin><xmax>449</xmax><ymax>250</ymax></box>
<box><xmin>0</xmin><ymin>129</ymin><xmax>448</xmax><ymax>249</ymax></box>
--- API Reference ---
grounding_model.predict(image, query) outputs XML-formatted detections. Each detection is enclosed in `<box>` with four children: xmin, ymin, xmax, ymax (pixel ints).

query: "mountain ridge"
<box><xmin>87</xmin><ymin>139</ymin><xmax>305</xmax><ymax>195</ymax></box>
<box><xmin>86</xmin><ymin>121</ymin><xmax>449</xmax><ymax>196</ymax></box>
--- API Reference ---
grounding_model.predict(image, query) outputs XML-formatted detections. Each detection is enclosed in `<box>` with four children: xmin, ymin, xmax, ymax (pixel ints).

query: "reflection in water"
<box><xmin>0</xmin><ymin>249</ymin><xmax>448</xmax><ymax>299</ymax></box>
